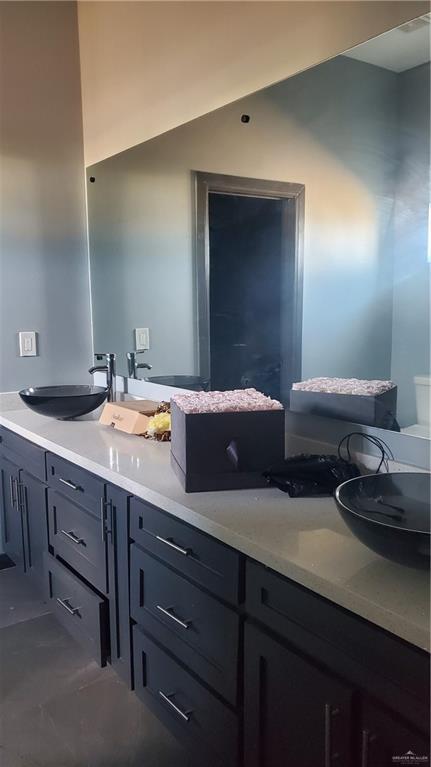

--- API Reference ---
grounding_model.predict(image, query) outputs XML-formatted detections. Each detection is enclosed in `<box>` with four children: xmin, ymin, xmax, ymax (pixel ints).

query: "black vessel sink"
<box><xmin>335</xmin><ymin>472</ymin><xmax>430</xmax><ymax>569</ymax></box>
<box><xmin>19</xmin><ymin>385</ymin><xmax>109</xmax><ymax>420</ymax></box>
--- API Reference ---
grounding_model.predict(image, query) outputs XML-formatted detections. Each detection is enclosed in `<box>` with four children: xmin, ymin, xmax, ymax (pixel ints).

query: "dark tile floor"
<box><xmin>0</xmin><ymin>567</ymin><xmax>192</xmax><ymax>767</ymax></box>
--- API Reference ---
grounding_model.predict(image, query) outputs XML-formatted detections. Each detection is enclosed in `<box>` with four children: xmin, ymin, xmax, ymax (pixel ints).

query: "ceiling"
<box><xmin>344</xmin><ymin>14</ymin><xmax>431</xmax><ymax>72</ymax></box>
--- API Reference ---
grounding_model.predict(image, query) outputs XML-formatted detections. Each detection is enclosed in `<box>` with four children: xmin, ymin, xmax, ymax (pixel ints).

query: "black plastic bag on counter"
<box><xmin>263</xmin><ymin>453</ymin><xmax>360</xmax><ymax>497</ymax></box>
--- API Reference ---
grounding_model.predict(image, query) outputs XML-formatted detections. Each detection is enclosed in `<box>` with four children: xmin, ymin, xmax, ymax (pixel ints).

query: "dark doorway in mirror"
<box><xmin>209</xmin><ymin>193</ymin><xmax>283</xmax><ymax>398</ymax></box>
<box><xmin>195</xmin><ymin>172</ymin><xmax>304</xmax><ymax>404</ymax></box>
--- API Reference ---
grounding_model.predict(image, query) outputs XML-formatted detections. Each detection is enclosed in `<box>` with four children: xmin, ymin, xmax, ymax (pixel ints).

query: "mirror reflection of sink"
<box><xmin>19</xmin><ymin>385</ymin><xmax>109</xmax><ymax>420</ymax></box>
<box><xmin>144</xmin><ymin>375</ymin><xmax>210</xmax><ymax>391</ymax></box>
<box><xmin>335</xmin><ymin>473</ymin><xmax>430</xmax><ymax>570</ymax></box>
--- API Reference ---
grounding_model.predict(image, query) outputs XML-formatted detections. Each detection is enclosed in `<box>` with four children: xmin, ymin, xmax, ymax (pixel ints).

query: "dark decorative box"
<box><xmin>289</xmin><ymin>386</ymin><xmax>398</xmax><ymax>429</ymax></box>
<box><xmin>170</xmin><ymin>401</ymin><xmax>285</xmax><ymax>492</ymax></box>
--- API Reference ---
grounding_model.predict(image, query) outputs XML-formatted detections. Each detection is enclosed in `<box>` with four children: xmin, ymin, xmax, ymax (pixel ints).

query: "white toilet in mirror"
<box><xmin>402</xmin><ymin>375</ymin><xmax>431</xmax><ymax>438</ymax></box>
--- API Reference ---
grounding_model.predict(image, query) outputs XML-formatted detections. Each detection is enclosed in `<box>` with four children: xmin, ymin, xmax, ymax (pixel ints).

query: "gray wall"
<box><xmin>0</xmin><ymin>1</ymin><xmax>92</xmax><ymax>393</ymax></box>
<box><xmin>391</xmin><ymin>64</ymin><xmax>430</xmax><ymax>427</ymax></box>
<box><xmin>89</xmin><ymin>56</ymin><xmax>397</xmax><ymax>386</ymax></box>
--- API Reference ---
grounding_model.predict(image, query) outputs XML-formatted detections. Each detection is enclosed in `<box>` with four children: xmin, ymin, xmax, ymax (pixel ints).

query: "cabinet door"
<box><xmin>244</xmin><ymin>622</ymin><xmax>353</xmax><ymax>767</ymax></box>
<box><xmin>1</xmin><ymin>458</ymin><xmax>25</xmax><ymax>569</ymax></box>
<box><xmin>106</xmin><ymin>484</ymin><xmax>132</xmax><ymax>687</ymax></box>
<box><xmin>21</xmin><ymin>470</ymin><xmax>47</xmax><ymax>593</ymax></box>
<box><xmin>46</xmin><ymin>553</ymin><xmax>109</xmax><ymax>667</ymax></box>
<box><xmin>359</xmin><ymin>699</ymin><xmax>430</xmax><ymax>767</ymax></box>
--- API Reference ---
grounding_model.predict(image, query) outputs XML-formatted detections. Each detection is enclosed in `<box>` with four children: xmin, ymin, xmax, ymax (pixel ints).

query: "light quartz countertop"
<box><xmin>0</xmin><ymin>394</ymin><xmax>429</xmax><ymax>652</ymax></box>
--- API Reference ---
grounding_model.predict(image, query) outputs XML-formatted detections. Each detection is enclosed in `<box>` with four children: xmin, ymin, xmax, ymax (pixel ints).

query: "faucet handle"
<box><xmin>127</xmin><ymin>350</ymin><xmax>148</xmax><ymax>360</ymax></box>
<box><xmin>94</xmin><ymin>352</ymin><xmax>116</xmax><ymax>360</ymax></box>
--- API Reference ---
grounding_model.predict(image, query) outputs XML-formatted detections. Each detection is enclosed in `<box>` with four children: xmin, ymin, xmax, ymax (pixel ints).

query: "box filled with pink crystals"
<box><xmin>289</xmin><ymin>377</ymin><xmax>398</xmax><ymax>430</ymax></box>
<box><xmin>170</xmin><ymin>388</ymin><xmax>285</xmax><ymax>492</ymax></box>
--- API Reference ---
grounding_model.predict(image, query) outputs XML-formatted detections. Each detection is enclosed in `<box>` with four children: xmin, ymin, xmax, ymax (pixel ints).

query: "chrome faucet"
<box><xmin>89</xmin><ymin>353</ymin><xmax>116</xmax><ymax>402</ymax></box>
<box><xmin>127</xmin><ymin>350</ymin><xmax>152</xmax><ymax>380</ymax></box>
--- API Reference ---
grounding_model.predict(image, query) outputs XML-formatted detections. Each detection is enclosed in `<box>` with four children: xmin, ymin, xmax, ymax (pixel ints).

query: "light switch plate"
<box><xmin>18</xmin><ymin>331</ymin><xmax>38</xmax><ymax>357</ymax></box>
<box><xmin>134</xmin><ymin>327</ymin><xmax>150</xmax><ymax>350</ymax></box>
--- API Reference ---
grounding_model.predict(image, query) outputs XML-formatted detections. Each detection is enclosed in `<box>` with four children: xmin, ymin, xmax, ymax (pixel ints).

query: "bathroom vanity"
<box><xmin>0</xmin><ymin>403</ymin><xmax>429</xmax><ymax>767</ymax></box>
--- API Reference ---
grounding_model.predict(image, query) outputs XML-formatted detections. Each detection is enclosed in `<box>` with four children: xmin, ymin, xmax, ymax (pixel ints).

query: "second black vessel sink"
<box><xmin>335</xmin><ymin>472</ymin><xmax>430</xmax><ymax>569</ymax></box>
<box><xmin>19</xmin><ymin>385</ymin><xmax>109</xmax><ymax>420</ymax></box>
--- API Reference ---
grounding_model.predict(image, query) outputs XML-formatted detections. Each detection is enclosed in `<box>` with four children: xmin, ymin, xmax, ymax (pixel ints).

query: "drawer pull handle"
<box><xmin>56</xmin><ymin>597</ymin><xmax>81</xmax><ymax>616</ymax></box>
<box><xmin>361</xmin><ymin>729</ymin><xmax>369</xmax><ymax>767</ymax></box>
<box><xmin>60</xmin><ymin>529</ymin><xmax>85</xmax><ymax>546</ymax></box>
<box><xmin>324</xmin><ymin>703</ymin><xmax>337</xmax><ymax>767</ymax></box>
<box><xmin>9</xmin><ymin>476</ymin><xmax>16</xmax><ymax>508</ymax></box>
<box><xmin>155</xmin><ymin>535</ymin><xmax>191</xmax><ymax>557</ymax></box>
<box><xmin>17</xmin><ymin>482</ymin><xmax>25</xmax><ymax>513</ymax></box>
<box><xmin>361</xmin><ymin>729</ymin><xmax>376</xmax><ymax>767</ymax></box>
<box><xmin>156</xmin><ymin>604</ymin><xmax>191</xmax><ymax>629</ymax></box>
<box><xmin>59</xmin><ymin>478</ymin><xmax>81</xmax><ymax>492</ymax></box>
<box><xmin>100</xmin><ymin>498</ymin><xmax>112</xmax><ymax>542</ymax></box>
<box><xmin>158</xmin><ymin>690</ymin><xmax>192</xmax><ymax>722</ymax></box>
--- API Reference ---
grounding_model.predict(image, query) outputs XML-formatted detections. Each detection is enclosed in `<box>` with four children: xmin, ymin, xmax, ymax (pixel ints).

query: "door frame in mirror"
<box><xmin>194</xmin><ymin>171</ymin><xmax>305</xmax><ymax>400</ymax></box>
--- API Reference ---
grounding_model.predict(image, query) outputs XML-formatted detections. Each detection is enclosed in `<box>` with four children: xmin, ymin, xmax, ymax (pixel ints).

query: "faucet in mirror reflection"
<box><xmin>127</xmin><ymin>350</ymin><xmax>152</xmax><ymax>380</ymax></box>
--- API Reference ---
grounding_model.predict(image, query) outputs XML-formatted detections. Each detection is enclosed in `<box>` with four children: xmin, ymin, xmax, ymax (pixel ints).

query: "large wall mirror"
<box><xmin>87</xmin><ymin>16</ymin><xmax>430</xmax><ymax>439</ymax></box>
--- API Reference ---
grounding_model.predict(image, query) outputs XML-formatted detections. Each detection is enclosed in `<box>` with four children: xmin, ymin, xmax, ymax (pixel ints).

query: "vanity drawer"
<box><xmin>246</xmin><ymin>559</ymin><xmax>429</xmax><ymax>706</ymax></box>
<box><xmin>130</xmin><ymin>546</ymin><xmax>239</xmax><ymax>704</ymax></box>
<box><xmin>130</xmin><ymin>498</ymin><xmax>241</xmax><ymax>604</ymax></box>
<box><xmin>47</xmin><ymin>489</ymin><xmax>107</xmax><ymax>594</ymax></box>
<box><xmin>47</xmin><ymin>453</ymin><xmax>105</xmax><ymax>517</ymax></box>
<box><xmin>0</xmin><ymin>427</ymin><xmax>46</xmax><ymax>482</ymax></box>
<box><xmin>133</xmin><ymin>626</ymin><xmax>238</xmax><ymax>767</ymax></box>
<box><xmin>45</xmin><ymin>554</ymin><xmax>109</xmax><ymax>666</ymax></box>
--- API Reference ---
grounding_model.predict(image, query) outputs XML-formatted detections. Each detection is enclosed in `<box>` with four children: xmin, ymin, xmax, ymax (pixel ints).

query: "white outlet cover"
<box><xmin>19</xmin><ymin>331</ymin><xmax>37</xmax><ymax>357</ymax></box>
<box><xmin>134</xmin><ymin>327</ymin><xmax>150</xmax><ymax>350</ymax></box>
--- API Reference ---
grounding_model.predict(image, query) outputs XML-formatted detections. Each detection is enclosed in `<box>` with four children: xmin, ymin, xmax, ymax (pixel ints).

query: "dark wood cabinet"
<box><xmin>245</xmin><ymin>562</ymin><xmax>430</xmax><ymax>767</ymax></box>
<box><xmin>0</xmin><ymin>427</ymin><xmax>46</xmax><ymax>483</ymax></box>
<box><xmin>1</xmin><ymin>456</ymin><xmax>25</xmax><ymax>569</ymax></box>
<box><xmin>45</xmin><ymin>454</ymin><xmax>128</xmax><ymax>671</ymax></box>
<box><xmin>244</xmin><ymin>622</ymin><xmax>353</xmax><ymax>767</ymax></box>
<box><xmin>130</xmin><ymin>496</ymin><xmax>241</xmax><ymax>604</ymax></box>
<box><xmin>357</xmin><ymin>699</ymin><xmax>430</xmax><ymax>767</ymax></box>
<box><xmin>1</xmin><ymin>428</ymin><xmax>48</xmax><ymax>589</ymax></box>
<box><xmin>106</xmin><ymin>484</ymin><xmax>132</xmax><ymax>686</ymax></box>
<box><xmin>46</xmin><ymin>453</ymin><xmax>104</xmax><ymax>517</ymax></box>
<box><xmin>47</xmin><ymin>488</ymin><xmax>108</xmax><ymax>594</ymax></box>
<box><xmin>1</xmin><ymin>428</ymin><xmax>429</xmax><ymax>767</ymax></box>
<box><xmin>133</xmin><ymin>626</ymin><xmax>238</xmax><ymax>767</ymax></box>
<box><xmin>45</xmin><ymin>553</ymin><xmax>109</xmax><ymax>666</ymax></box>
<box><xmin>130</xmin><ymin>544</ymin><xmax>239</xmax><ymax>704</ymax></box>
<box><xmin>21</xmin><ymin>469</ymin><xmax>47</xmax><ymax>592</ymax></box>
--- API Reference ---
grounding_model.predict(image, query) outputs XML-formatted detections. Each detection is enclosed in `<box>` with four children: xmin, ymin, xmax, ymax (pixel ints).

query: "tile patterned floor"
<box><xmin>0</xmin><ymin>567</ymin><xmax>192</xmax><ymax>767</ymax></box>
